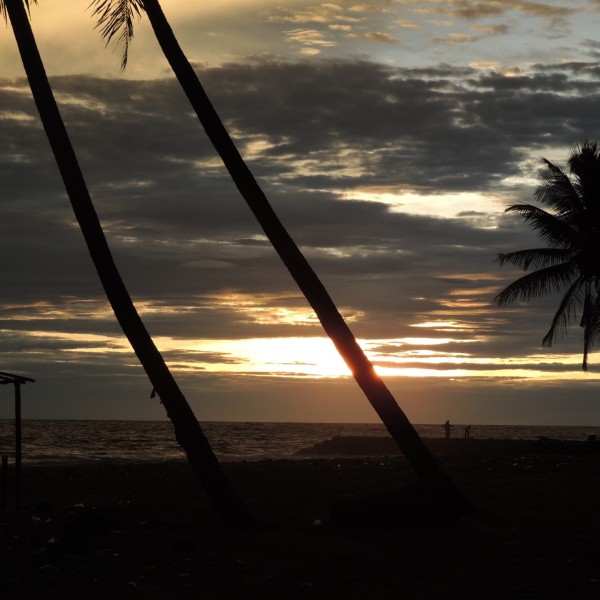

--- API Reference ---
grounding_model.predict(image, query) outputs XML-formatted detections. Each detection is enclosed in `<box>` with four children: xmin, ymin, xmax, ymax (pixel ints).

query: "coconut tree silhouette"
<box><xmin>89</xmin><ymin>0</ymin><xmax>464</xmax><ymax>497</ymax></box>
<box><xmin>497</xmin><ymin>141</ymin><xmax>600</xmax><ymax>372</ymax></box>
<box><xmin>2</xmin><ymin>0</ymin><xmax>253</xmax><ymax>524</ymax></box>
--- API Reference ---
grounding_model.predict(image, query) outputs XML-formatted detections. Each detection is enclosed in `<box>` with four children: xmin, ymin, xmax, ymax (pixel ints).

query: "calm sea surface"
<box><xmin>0</xmin><ymin>420</ymin><xmax>599</xmax><ymax>464</ymax></box>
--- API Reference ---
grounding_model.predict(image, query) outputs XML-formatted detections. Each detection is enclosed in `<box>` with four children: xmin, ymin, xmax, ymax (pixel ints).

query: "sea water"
<box><xmin>0</xmin><ymin>420</ymin><xmax>599</xmax><ymax>464</ymax></box>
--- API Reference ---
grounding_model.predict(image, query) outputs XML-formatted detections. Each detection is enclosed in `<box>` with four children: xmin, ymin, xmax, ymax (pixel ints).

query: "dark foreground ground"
<box><xmin>1</xmin><ymin>438</ymin><xmax>599</xmax><ymax>599</ymax></box>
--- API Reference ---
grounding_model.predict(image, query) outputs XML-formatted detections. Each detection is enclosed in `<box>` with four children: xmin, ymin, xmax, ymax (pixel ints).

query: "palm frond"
<box><xmin>1</xmin><ymin>0</ymin><xmax>37</xmax><ymax>23</ymax></box>
<box><xmin>495</xmin><ymin>262</ymin><xmax>576</xmax><ymax>306</ymax></box>
<box><xmin>495</xmin><ymin>248</ymin><xmax>573</xmax><ymax>271</ymax></box>
<box><xmin>567</xmin><ymin>142</ymin><xmax>600</xmax><ymax>229</ymax></box>
<box><xmin>535</xmin><ymin>159</ymin><xmax>583</xmax><ymax>216</ymax></box>
<box><xmin>542</xmin><ymin>276</ymin><xmax>585</xmax><ymax>347</ymax></box>
<box><xmin>568</xmin><ymin>141</ymin><xmax>600</xmax><ymax>186</ymax></box>
<box><xmin>505</xmin><ymin>203</ymin><xmax>581</xmax><ymax>249</ymax></box>
<box><xmin>89</xmin><ymin>0</ymin><xmax>144</xmax><ymax>70</ymax></box>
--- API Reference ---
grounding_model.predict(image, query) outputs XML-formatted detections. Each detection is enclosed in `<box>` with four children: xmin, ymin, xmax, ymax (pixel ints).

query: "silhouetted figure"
<box><xmin>444</xmin><ymin>420</ymin><xmax>452</xmax><ymax>439</ymax></box>
<box><xmin>464</xmin><ymin>425</ymin><xmax>471</xmax><ymax>439</ymax></box>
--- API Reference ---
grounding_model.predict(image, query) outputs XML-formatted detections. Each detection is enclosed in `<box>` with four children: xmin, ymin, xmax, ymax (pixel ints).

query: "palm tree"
<box><xmin>89</xmin><ymin>0</ymin><xmax>464</xmax><ymax>497</ymax></box>
<box><xmin>496</xmin><ymin>141</ymin><xmax>600</xmax><ymax>371</ymax></box>
<box><xmin>2</xmin><ymin>0</ymin><xmax>253</xmax><ymax>524</ymax></box>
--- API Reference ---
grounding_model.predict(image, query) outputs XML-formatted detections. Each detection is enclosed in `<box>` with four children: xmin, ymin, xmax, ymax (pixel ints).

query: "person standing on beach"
<box><xmin>444</xmin><ymin>420</ymin><xmax>452</xmax><ymax>439</ymax></box>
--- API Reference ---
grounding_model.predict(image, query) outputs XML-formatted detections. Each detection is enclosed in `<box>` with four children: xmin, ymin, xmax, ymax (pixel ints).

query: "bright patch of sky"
<box><xmin>1</xmin><ymin>1</ymin><xmax>599</xmax><ymax>78</ymax></box>
<box><xmin>340</xmin><ymin>189</ymin><xmax>507</xmax><ymax>221</ymax></box>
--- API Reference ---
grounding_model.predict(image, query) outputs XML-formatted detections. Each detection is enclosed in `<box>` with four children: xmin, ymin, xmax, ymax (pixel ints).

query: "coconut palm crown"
<box><xmin>496</xmin><ymin>141</ymin><xmax>600</xmax><ymax>371</ymax></box>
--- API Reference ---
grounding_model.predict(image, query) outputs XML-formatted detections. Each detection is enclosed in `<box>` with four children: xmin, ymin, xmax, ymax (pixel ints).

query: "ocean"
<box><xmin>0</xmin><ymin>420</ymin><xmax>599</xmax><ymax>465</ymax></box>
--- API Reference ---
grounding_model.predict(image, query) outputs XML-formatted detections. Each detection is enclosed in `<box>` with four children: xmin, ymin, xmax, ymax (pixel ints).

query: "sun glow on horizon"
<box><xmin>411</xmin><ymin>320</ymin><xmax>474</xmax><ymax>330</ymax></box>
<box><xmin>179</xmin><ymin>336</ymin><xmax>351</xmax><ymax>377</ymax></box>
<box><xmin>7</xmin><ymin>326</ymin><xmax>600</xmax><ymax>382</ymax></box>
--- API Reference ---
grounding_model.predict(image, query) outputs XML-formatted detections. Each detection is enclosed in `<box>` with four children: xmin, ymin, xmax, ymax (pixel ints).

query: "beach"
<box><xmin>1</xmin><ymin>437</ymin><xmax>599</xmax><ymax>598</ymax></box>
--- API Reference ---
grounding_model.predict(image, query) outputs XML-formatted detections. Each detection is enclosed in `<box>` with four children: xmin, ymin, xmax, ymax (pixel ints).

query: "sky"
<box><xmin>2</xmin><ymin>0</ymin><xmax>600</xmax><ymax>425</ymax></box>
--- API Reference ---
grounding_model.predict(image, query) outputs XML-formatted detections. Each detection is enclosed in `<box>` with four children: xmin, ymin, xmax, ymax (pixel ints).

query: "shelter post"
<box><xmin>14</xmin><ymin>381</ymin><xmax>22</xmax><ymax>510</ymax></box>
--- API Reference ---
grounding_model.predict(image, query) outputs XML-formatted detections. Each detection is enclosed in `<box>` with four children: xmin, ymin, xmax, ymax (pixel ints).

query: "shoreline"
<box><xmin>7</xmin><ymin>435</ymin><xmax>600</xmax><ymax>467</ymax></box>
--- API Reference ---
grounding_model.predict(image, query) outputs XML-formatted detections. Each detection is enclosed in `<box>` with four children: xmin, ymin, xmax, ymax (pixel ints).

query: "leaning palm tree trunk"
<box><xmin>4</xmin><ymin>0</ymin><xmax>253</xmax><ymax>524</ymax></box>
<box><xmin>141</xmin><ymin>0</ymin><xmax>452</xmax><ymax>488</ymax></box>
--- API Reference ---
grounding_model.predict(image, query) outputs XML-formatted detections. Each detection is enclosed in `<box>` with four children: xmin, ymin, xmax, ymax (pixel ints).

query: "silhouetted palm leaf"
<box><xmin>89</xmin><ymin>0</ymin><xmax>143</xmax><ymax>70</ymax></box>
<box><xmin>534</xmin><ymin>159</ymin><xmax>582</xmax><ymax>215</ymax></box>
<box><xmin>505</xmin><ymin>204</ymin><xmax>580</xmax><ymax>248</ymax></box>
<box><xmin>495</xmin><ymin>262</ymin><xmax>576</xmax><ymax>306</ymax></box>
<box><xmin>542</xmin><ymin>276</ymin><xmax>584</xmax><ymax>347</ymax></box>
<box><xmin>0</xmin><ymin>0</ymin><xmax>34</xmax><ymax>21</ymax></box>
<box><xmin>569</xmin><ymin>142</ymin><xmax>600</xmax><ymax>207</ymax></box>
<box><xmin>497</xmin><ymin>141</ymin><xmax>600</xmax><ymax>370</ymax></box>
<box><xmin>496</xmin><ymin>248</ymin><xmax>573</xmax><ymax>271</ymax></box>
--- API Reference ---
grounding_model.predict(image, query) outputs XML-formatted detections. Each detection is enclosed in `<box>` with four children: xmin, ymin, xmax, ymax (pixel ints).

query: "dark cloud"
<box><xmin>433</xmin><ymin>0</ymin><xmax>575</xmax><ymax>21</ymax></box>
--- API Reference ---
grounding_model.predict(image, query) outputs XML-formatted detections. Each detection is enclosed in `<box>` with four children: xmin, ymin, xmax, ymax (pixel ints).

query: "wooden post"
<box><xmin>1</xmin><ymin>455</ymin><xmax>7</xmax><ymax>510</ymax></box>
<box><xmin>14</xmin><ymin>381</ymin><xmax>21</xmax><ymax>510</ymax></box>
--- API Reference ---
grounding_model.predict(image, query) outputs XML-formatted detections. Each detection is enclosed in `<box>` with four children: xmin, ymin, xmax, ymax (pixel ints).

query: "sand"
<box><xmin>1</xmin><ymin>438</ymin><xmax>599</xmax><ymax>599</ymax></box>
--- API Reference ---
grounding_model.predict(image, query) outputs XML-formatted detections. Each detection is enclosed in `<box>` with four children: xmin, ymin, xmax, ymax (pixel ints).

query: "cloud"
<box><xmin>582</xmin><ymin>39</ymin><xmax>600</xmax><ymax>59</ymax></box>
<box><xmin>6</xmin><ymin>57</ymin><xmax>600</xmax><ymax>217</ymax></box>
<box><xmin>284</xmin><ymin>28</ymin><xmax>339</xmax><ymax>53</ymax></box>
<box><xmin>418</xmin><ymin>0</ymin><xmax>576</xmax><ymax>43</ymax></box>
<box><xmin>267</xmin><ymin>3</ymin><xmax>364</xmax><ymax>24</ymax></box>
<box><xmin>393</xmin><ymin>18</ymin><xmax>419</xmax><ymax>29</ymax></box>
<box><xmin>357</xmin><ymin>31</ymin><xmax>398</xmax><ymax>43</ymax></box>
<box><xmin>329</xmin><ymin>24</ymin><xmax>354</xmax><ymax>31</ymax></box>
<box><xmin>430</xmin><ymin>31</ymin><xmax>482</xmax><ymax>45</ymax></box>
<box><xmin>472</xmin><ymin>23</ymin><xmax>510</xmax><ymax>36</ymax></box>
<box><xmin>435</xmin><ymin>0</ymin><xmax>576</xmax><ymax>21</ymax></box>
